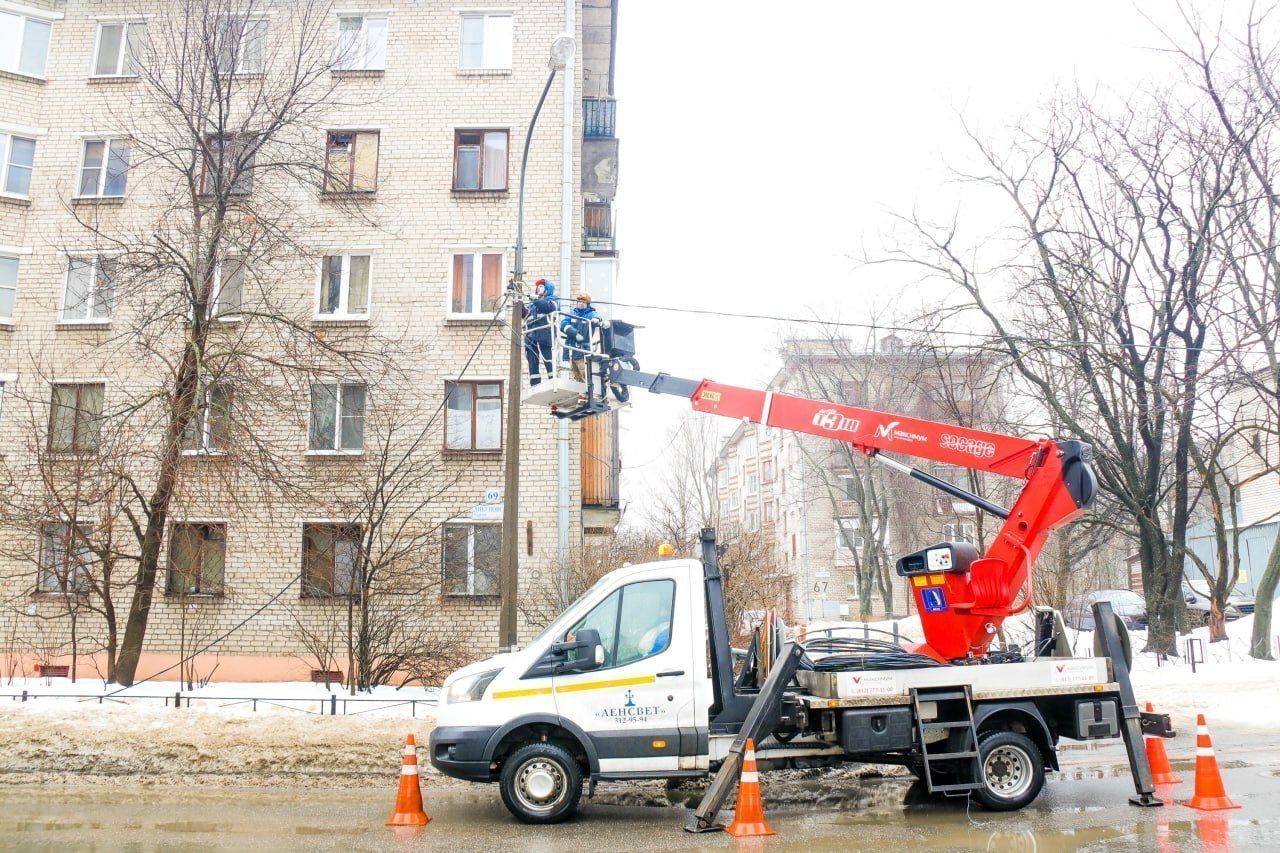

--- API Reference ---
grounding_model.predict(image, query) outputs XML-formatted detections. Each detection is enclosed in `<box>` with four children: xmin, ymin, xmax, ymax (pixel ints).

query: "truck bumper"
<box><xmin>428</xmin><ymin>725</ymin><xmax>500</xmax><ymax>782</ymax></box>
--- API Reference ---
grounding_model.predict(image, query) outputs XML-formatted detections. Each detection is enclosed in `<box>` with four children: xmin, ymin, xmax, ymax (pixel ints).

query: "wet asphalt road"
<box><xmin>1</xmin><ymin>726</ymin><xmax>1277</xmax><ymax>851</ymax></box>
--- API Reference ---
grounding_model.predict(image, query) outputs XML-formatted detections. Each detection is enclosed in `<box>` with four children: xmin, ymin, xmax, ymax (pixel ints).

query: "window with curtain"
<box><xmin>302</xmin><ymin>523</ymin><xmax>360</xmax><ymax>597</ymax></box>
<box><xmin>308</xmin><ymin>382</ymin><xmax>366</xmax><ymax>451</ymax></box>
<box><xmin>450</xmin><ymin>251</ymin><xmax>502</xmax><ymax>314</ymax></box>
<box><xmin>445</xmin><ymin>381</ymin><xmax>502</xmax><ymax>451</ymax></box>
<box><xmin>324</xmin><ymin>131</ymin><xmax>379</xmax><ymax>192</ymax></box>
<box><xmin>335</xmin><ymin>15</ymin><xmax>386</xmax><ymax>70</ymax></box>
<box><xmin>318</xmin><ymin>254</ymin><xmax>371</xmax><ymax>317</ymax></box>
<box><xmin>77</xmin><ymin>139</ymin><xmax>131</xmax><ymax>197</ymax></box>
<box><xmin>166</xmin><ymin>523</ymin><xmax>226</xmax><ymax>595</ymax></box>
<box><xmin>62</xmin><ymin>257</ymin><xmax>117</xmax><ymax>322</ymax></box>
<box><xmin>92</xmin><ymin>21</ymin><xmax>146</xmax><ymax>76</ymax></box>
<box><xmin>49</xmin><ymin>383</ymin><xmax>105</xmax><ymax>452</ymax></box>
<box><xmin>442</xmin><ymin>523</ymin><xmax>499</xmax><ymax>596</ymax></box>
<box><xmin>453</xmin><ymin>129</ymin><xmax>508</xmax><ymax>191</ymax></box>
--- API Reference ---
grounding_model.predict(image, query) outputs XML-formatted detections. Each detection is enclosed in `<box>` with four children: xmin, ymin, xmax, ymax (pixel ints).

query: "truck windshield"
<box><xmin>524</xmin><ymin>574</ymin><xmax>614</xmax><ymax>649</ymax></box>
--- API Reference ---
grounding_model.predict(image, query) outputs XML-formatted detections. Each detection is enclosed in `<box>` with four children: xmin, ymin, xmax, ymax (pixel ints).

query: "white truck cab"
<box><xmin>430</xmin><ymin>559</ymin><xmax>713</xmax><ymax>822</ymax></box>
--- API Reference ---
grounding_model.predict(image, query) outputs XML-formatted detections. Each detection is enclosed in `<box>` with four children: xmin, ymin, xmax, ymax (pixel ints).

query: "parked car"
<box><xmin>1182</xmin><ymin>582</ymin><xmax>1254</xmax><ymax>626</ymax></box>
<box><xmin>1064</xmin><ymin>589</ymin><xmax>1148</xmax><ymax>631</ymax></box>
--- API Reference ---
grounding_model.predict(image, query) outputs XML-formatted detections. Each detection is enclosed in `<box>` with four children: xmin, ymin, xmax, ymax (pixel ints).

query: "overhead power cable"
<box><xmin>590</xmin><ymin>299</ymin><xmax>1263</xmax><ymax>357</ymax></box>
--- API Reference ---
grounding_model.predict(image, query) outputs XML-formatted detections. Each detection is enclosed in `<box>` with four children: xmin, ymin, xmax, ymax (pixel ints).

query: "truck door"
<box><xmin>552</xmin><ymin>574</ymin><xmax>697</xmax><ymax>774</ymax></box>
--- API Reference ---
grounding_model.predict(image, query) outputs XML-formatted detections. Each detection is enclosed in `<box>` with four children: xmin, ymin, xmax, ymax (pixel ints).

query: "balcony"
<box><xmin>583</xmin><ymin>97</ymin><xmax>616</xmax><ymax>138</ymax></box>
<box><xmin>583</xmin><ymin>201</ymin><xmax>615</xmax><ymax>254</ymax></box>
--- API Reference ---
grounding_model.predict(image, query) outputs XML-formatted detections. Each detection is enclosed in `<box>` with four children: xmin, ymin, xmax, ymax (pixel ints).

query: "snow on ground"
<box><xmin>0</xmin><ymin>677</ymin><xmax>438</xmax><ymax>719</ymax></box>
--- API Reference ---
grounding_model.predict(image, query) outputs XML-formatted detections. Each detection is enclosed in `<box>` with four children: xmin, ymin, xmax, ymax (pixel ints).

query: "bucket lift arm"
<box><xmin>606</xmin><ymin>365</ymin><xmax>1096</xmax><ymax>661</ymax></box>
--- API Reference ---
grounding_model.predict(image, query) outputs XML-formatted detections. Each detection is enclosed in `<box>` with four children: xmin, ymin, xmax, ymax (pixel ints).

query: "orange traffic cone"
<box><xmin>724</xmin><ymin>739</ymin><xmax>776</xmax><ymax>838</ymax></box>
<box><xmin>1183</xmin><ymin>715</ymin><xmax>1240</xmax><ymax>811</ymax></box>
<box><xmin>387</xmin><ymin>733</ymin><xmax>431</xmax><ymax>827</ymax></box>
<box><xmin>1144</xmin><ymin>702</ymin><xmax>1182</xmax><ymax>785</ymax></box>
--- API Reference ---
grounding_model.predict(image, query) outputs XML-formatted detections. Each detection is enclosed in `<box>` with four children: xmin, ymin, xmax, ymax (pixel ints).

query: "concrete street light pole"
<box><xmin>500</xmin><ymin>33</ymin><xmax>577</xmax><ymax>652</ymax></box>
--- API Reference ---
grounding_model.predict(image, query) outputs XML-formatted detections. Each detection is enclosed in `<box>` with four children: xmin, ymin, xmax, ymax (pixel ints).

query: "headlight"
<box><xmin>445</xmin><ymin>669</ymin><xmax>500</xmax><ymax>704</ymax></box>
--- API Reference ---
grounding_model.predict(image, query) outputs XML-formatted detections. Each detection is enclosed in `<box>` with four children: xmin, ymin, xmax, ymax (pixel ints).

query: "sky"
<box><xmin>608</xmin><ymin>0</ymin><xmax>1243</xmax><ymax>520</ymax></box>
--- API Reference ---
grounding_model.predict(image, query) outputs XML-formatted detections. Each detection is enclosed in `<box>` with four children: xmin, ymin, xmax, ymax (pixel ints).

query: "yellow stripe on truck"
<box><xmin>491</xmin><ymin>673</ymin><xmax>656</xmax><ymax>700</ymax></box>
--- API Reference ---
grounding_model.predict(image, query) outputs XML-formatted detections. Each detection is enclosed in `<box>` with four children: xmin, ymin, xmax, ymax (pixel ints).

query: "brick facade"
<box><xmin>0</xmin><ymin>0</ymin><xmax>617</xmax><ymax>679</ymax></box>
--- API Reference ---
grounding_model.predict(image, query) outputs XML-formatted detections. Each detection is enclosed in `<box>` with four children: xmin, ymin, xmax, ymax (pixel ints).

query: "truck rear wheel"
<box><xmin>973</xmin><ymin>731</ymin><xmax>1044</xmax><ymax>811</ymax></box>
<box><xmin>499</xmin><ymin>742</ymin><xmax>583</xmax><ymax>824</ymax></box>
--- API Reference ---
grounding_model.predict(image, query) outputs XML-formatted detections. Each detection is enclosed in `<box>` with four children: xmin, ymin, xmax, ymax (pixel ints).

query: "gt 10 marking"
<box><xmin>813</xmin><ymin>408</ymin><xmax>862</xmax><ymax>435</ymax></box>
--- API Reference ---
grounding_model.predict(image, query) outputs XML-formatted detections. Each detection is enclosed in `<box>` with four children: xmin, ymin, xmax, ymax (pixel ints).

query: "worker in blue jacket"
<box><xmin>560</xmin><ymin>291</ymin><xmax>598</xmax><ymax>382</ymax></box>
<box><xmin>524</xmin><ymin>278</ymin><xmax>559</xmax><ymax>385</ymax></box>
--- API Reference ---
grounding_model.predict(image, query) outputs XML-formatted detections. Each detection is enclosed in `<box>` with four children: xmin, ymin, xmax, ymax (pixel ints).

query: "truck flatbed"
<box><xmin>796</xmin><ymin>656</ymin><xmax>1115</xmax><ymax>705</ymax></box>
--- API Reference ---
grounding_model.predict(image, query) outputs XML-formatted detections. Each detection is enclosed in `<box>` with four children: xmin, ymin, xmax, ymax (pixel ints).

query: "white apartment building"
<box><xmin>0</xmin><ymin>0</ymin><xmax>621</xmax><ymax>682</ymax></box>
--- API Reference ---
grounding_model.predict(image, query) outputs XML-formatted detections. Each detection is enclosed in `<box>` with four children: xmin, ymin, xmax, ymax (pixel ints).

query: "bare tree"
<box><xmin>880</xmin><ymin>77</ymin><xmax>1240</xmax><ymax>653</ymax></box>
<box><xmin>1</xmin><ymin>0</ymin><xmax>398</xmax><ymax>685</ymax></box>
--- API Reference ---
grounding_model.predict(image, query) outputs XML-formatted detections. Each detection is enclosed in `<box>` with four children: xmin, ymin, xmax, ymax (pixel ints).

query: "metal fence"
<box><xmin>3</xmin><ymin>689</ymin><xmax>438</xmax><ymax>716</ymax></box>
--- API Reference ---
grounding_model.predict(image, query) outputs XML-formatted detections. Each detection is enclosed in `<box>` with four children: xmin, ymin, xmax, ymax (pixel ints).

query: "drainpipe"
<box><xmin>557</xmin><ymin>0</ymin><xmax>576</xmax><ymax>605</ymax></box>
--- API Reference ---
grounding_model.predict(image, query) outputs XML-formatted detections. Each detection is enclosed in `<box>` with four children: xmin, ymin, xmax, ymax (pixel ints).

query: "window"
<box><xmin>0</xmin><ymin>255</ymin><xmax>16</xmax><ymax>321</ymax></box>
<box><xmin>840</xmin><ymin>474</ymin><xmax>861</xmax><ymax>502</ymax></box>
<box><xmin>765</xmin><ymin>501</ymin><xmax>776</xmax><ymax>523</ymax></box>
<box><xmin>453</xmin><ymin>129</ymin><xmax>508</xmax><ymax>191</ymax></box>
<box><xmin>744</xmin><ymin>432</ymin><xmax>758</xmax><ymax>458</ymax></box>
<box><xmin>459</xmin><ymin>12</ymin><xmax>511</xmax><ymax>69</ymax></box>
<box><xmin>167</xmin><ymin>523</ymin><xmax>226</xmax><ymax>595</ymax></box>
<box><xmin>202</xmin><ymin>135</ymin><xmax>255</xmax><ymax>196</ymax></box>
<box><xmin>77</xmin><ymin>139</ymin><xmax>131</xmax><ymax>197</ymax></box>
<box><xmin>212</xmin><ymin>256</ymin><xmax>245</xmax><ymax>318</ymax></box>
<box><xmin>38</xmin><ymin>523</ymin><xmax>92</xmax><ymax>594</ymax></box>
<box><xmin>445</xmin><ymin>381</ymin><xmax>501</xmax><ymax>451</ymax></box>
<box><xmin>335</xmin><ymin>15</ymin><xmax>386</xmax><ymax>70</ymax></box>
<box><xmin>216</xmin><ymin>16</ymin><xmax>267</xmax><ymax>74</ymax></box>
<box><xmin>308</xmin><ymin>383</ymin><xmax>365</xmax><ymax>452</ymax></box>
<box><xmin>761</xmin><ymin>459</ymin><xmax>775</xmax><ymax>483</ymax></box>
<box><xmin>565</xmin><ymin>579</ymin><xmax>674</xmax><ymax>669</ymax></box>
<box><xmin>728</xmin><ymin>459</ymin><xmax>739</xmax><ymax>479</ymax></box>
<box><xmin>62</xmin><ymin>257</ymin><xmax>116</xmax><ymax>322</ymax></box>
<box><xmin>302</xmin><ymin>523</ymin><xmax>360</xmax><ymax>597</ymax></box>
<box><xmin>324</xmin><ymin>131</ymin><xmax>379</xmax><ymax>192</ymax></box>
<box><xmin>717</xmin><ymin>466</ymin><xmax>727</xmax><ymax>489</ymax></box>
<box><xmin>943</xmin><ymin>522</ymin><xmax>976</xmax><ymax>544</ymax></box>
<box><xmin>92</xmin><ymin>21</ymin><xmax>145</xmax><ymax>77</ymax></box>
<box><xmin>182</xmin><ymin>384</ymin><xmax>233</xmax><ymax>452</ymax></box>
<box><xmin>837</xmin><ymin>518</ymin><xmax>864</xmax><ymax>551</ymax></box>
<box><xmin>450</xmin><ymin>251</ymin><xmax>503</xmax><ymax>315</ymax></box>
<box><xmin>745</xmin><ymin>472</ymin><xmax>759</xmax><ymax>495</ymax></box>
<box><xmin>746</xmin><ymin>510</ymin><xmax>760</xmax><ymax>532</ymax></box>
<box><xmin>0</xmin><ymin>9</ymin><xmax>51</xmax><ymax>77</ymax></box>
<box><xmin>318</xmin><ymin>254</ymin><xmax>370</xmax><ymax>317</ymax></box>
<box><xmin>443</xmin><ymin>523</ymin><xmax>499</xmax><ymax>596</ymax></box>
<box><xmin>0</xmin><ymin>133</ymin><xmax>35</xmax><ymax>197</ymax></box>
<box><xmin>49</xmin><ymin>383</ymin><xmax>104</xmax><ymax>452</ymax></box>
<box><xmin>729</xmin><ymin>490</ymin><xmax>741</xmax><ymax>511</ymax></box>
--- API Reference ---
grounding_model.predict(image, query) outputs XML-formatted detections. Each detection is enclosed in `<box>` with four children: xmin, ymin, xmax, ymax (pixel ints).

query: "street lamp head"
<box><xmin>549</xmin><ymin>33</ymin><xmax>576</xmax><ymax>70</ymax></box>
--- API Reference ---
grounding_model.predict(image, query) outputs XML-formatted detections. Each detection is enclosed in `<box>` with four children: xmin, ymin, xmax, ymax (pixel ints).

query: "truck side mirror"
<box><xmin>551</xmin><ymin>628</ymin><xmax>604</xmax><ymax>673</ymax></box>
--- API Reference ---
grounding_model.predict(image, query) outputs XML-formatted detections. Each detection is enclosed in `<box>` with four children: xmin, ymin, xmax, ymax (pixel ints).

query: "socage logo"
<box><xmin>812</xmin><ymin>408</ymin><xmax>861</xmax><ymax>435</ymax></box>
<box><xmin>941</xmin><ymin>433</ymin><xmax>997</xmax><ymax>459</ymax></box>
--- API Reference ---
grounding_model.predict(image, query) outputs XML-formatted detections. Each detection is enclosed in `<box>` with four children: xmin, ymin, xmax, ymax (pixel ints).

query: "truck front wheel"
<box><xmin>499</xmin><ymin>742</ymin><xmax>583</xmax><ymax>824</ymax></box>
<box><xmin>973</xmin><ymin>731</ymin><xmax>1045</xmax><ymax>811</ymax></box>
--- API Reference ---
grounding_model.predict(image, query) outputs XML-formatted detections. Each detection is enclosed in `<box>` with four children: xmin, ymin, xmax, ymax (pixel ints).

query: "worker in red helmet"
<box><xmin>523</xmin><ymin>278</ymin><xmax>558</xmax><ymax>385</ymax></box>
<box><xmin>559</xmin><ymin>290</ymin><xmax>597</xmax><ymax>382</ymax></box>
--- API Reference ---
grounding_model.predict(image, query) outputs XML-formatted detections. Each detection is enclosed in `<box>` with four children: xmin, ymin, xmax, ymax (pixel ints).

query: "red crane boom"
<box><xmin>586</xmin><ymin>362</ymin><xmax>1097</xmax><ymax>661</ymax></box>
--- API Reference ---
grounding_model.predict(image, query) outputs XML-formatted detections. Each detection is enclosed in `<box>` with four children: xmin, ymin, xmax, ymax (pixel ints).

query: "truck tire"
<box><xmin>973</xmin><ymin>731</ymin><xmax>1045</xmax><ymax>811</ymax></box>
<box><xmin>499</xmin><ymin>742</ymin><xmax>583</xmax><ymax>824</ymax></box>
